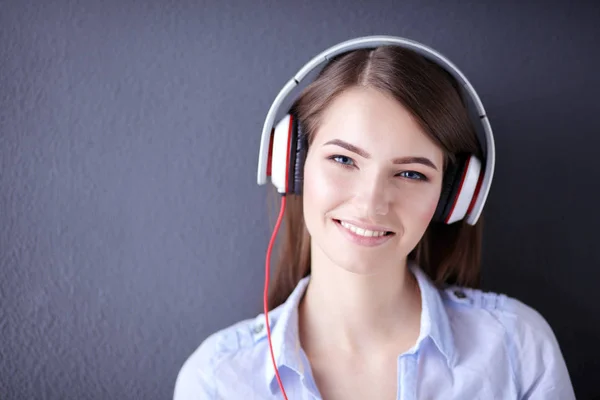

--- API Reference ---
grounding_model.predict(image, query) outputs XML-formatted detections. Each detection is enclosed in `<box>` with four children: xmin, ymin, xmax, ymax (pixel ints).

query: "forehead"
<box><xmin>313</xmin><ymin>86</ymin><xmax>442</xmax><ymax>159</ymax></box>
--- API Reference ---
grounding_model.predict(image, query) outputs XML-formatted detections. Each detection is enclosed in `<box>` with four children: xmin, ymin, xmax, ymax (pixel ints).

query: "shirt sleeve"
<box><xmin>173</xmin><ymin>334</ymin><xmax>220</xmax><ymax>400</ymax></box>
<box><xmin>500</xmin><ymin>297</ymin><xmax>576</xmax><ymax>400</ymax></box>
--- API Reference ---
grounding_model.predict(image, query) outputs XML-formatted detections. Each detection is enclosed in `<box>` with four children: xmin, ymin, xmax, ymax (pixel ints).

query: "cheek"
<box><xmin>302</xmin><ymin>158</ymin><xmax>331</xmax><ymax>227</ymax></box>
<box><xmin>399</xmin><ymin>185</ymin><xmax>441</xmax><ymax>226</ymax></box>
<box><xmin>421</xmin><ymin>196</ymin><xmax>440</xmax><ymax>223</ymax></box>
<box><xmin>303</xmin><ymin>158</ymin><xmax>347</xmax><ymax>207</ymax></box>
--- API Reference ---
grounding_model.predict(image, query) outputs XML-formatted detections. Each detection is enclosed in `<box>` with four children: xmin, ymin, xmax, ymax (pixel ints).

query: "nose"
<box><xmin>353</xmin><ymin>174</ymin><xmax>391</xmax><ymax>217</ymax></box>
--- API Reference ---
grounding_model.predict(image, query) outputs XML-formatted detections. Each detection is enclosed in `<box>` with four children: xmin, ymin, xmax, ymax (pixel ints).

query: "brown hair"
<box><xmin>267</xmin><ymin>45</ymin><xmax>485</xmax><ymax>310</ymax></box>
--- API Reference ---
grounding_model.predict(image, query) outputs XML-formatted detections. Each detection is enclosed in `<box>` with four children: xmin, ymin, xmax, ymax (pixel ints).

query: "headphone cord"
<box><xmin>264</xmin><ymin>195</ymin><xmax>289</xmax><ymax>400</ymax></box>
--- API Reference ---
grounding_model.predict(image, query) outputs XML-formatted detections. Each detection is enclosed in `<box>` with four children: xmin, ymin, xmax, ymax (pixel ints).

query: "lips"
<box><xmin>333</xmin><ymin>219</ymin><xmax>396</xmax><ymax>247</ymax></box>
<box><xmin>334</xmin><ymin>219</ymin><xmax>394</xmax><ymax>235</ymax></box>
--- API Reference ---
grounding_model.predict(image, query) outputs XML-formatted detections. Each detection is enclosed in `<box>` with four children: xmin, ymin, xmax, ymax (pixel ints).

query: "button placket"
<box><xmin>397</xmin><ymin>352</ymin><xmax>418</xmax><ymax>400</ymax></box>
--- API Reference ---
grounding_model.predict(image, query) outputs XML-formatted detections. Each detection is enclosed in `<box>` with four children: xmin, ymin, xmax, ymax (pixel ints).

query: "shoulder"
<box><xmin>441</xmin><ymin>285</ymin><xmax>575</xmax><ymax>398</ymax></box>
<box><xmin>178</xmin><ymin>313</ymin><xmax>269</xmax><ymax>370</ymax></box>
<box><xmin>173</xmin><ymin>314</ymin><xmax>269</xmax><ymax>399</ymax></box>
<box><xmin>442</xmin><ymin>285</ymin><xmax>558</xmax><ymax>349</ymax></box>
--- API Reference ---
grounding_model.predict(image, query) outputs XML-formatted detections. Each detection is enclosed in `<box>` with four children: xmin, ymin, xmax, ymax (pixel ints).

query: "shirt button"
<box><xmin>253</xmin><ymin>323</ymin><xmax>264</xmax><ymax>334</ymax></box>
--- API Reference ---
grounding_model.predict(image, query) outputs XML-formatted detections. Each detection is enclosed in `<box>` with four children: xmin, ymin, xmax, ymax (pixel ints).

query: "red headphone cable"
<box><xmin>264</xmin><ymin>194</ymin><xmax>289</xmax><ymax>400</ymax></box>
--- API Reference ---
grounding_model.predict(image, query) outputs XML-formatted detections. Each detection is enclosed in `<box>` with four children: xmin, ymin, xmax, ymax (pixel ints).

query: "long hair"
<box><xmin>267</xmin><ymin>45</ymin><xmax>485</xmax><ymax>310</ymax></box>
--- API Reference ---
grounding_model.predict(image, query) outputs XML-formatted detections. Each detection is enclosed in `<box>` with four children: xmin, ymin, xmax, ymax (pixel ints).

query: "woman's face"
<box><xmin>302</xmin><ymin>86</ymin><xmax>445</xmax><ymax>275</ymax></box>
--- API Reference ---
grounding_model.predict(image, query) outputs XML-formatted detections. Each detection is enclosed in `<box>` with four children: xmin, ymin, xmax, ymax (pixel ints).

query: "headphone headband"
<box><xmin>257</xmin><ymin>35</ymin><xmax>495</xmax><ymax>225</ymax></box>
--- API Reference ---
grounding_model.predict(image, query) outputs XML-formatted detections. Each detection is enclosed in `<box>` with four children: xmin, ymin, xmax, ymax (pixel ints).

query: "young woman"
<box><xmin>174</xmin><ymin>36</ymin><xmax>576</xmax><ymax>399</ymax></box>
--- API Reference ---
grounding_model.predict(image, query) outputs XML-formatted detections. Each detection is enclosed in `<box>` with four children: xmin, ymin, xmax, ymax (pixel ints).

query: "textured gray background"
<box><xmin>1</xmin><ymin>0</ymin><xmax>599</xmax><ymax>399</ymax></box>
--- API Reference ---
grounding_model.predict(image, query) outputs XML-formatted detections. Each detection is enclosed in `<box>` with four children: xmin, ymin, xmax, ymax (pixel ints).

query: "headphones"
<box><xmin>256</xmin><ymin>36</ymin><xmax>495</xmax><ymax>225</ymax></box>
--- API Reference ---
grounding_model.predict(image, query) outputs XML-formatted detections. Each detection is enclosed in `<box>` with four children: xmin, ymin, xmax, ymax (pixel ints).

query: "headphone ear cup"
<box><xmin>286</xmin><ymin>114</ymin><xmax>298</xmax><ymax>195</ymax></box>
<box><xmin>445</xmin><ymin>155</ymin><xmax>482</xmax><ymax>224</ymax></box>
<box><xmin>270</xmin><ymin>114</ymin><xmax>294</xmax><ymax>194</ymax></box>
<box><xmin>434</xmin><ymin>154</ymin><xmax>482</xmax><ymax>224</ymax></box>
<box><xmin>433</xmin><ymin>159</ymin><xmax>462</xmax><ymax>223</ymax></box>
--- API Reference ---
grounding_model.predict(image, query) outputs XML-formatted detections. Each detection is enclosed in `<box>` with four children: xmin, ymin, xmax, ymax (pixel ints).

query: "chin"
<box><xmin>340</xmin><ymin>248</ymin><xmax>407</xmax><ymax>274</ymax></box>
<box><xmin>329</xmin><ymin>253</ymin><xmax>378</xmax><ymax>275</ymax></box>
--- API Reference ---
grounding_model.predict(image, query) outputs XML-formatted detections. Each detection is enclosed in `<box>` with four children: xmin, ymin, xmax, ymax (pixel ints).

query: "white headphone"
<box><xmin>256</xmin><ymin>35</ymin><xmax>495</xmax><ymax>225</ymax></box>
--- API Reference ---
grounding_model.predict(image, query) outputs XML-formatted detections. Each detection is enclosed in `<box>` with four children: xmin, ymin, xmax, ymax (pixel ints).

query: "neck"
<box><xmin>298</xmin><ymin>248</ymin><xmax>422</xmax><ymax>357</ymax></box>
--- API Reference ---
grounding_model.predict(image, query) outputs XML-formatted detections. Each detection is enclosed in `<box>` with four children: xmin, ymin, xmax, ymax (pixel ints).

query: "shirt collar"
<box><xmin>409</xmin><ymin>262</ymin><xmax>457</xmax><ymax>367</ymax></box>
<box><xmin>259</xmin><ymin>275</ymin><xmax>311</xmax><ymax>394</ymax></box>
<box><xmin>259</xmin><ymin>263</ymin><xmax>457</xmax><ymax>393</ymax></box>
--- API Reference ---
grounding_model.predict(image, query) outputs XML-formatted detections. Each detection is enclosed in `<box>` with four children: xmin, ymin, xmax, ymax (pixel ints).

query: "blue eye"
<box><xmin>331</xmin><ymin>155</ymin><xmax>354</xmax><ymax>166</ymax></box>
<box><xmin>398</xmin><ymin>171</ymin><xmax>427</xmax><ymax>181</ymax></box>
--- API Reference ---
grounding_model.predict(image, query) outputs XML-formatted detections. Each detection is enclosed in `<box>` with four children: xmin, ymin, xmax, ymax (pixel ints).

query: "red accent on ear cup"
<box><xmin>444</xmin><ymin>157</ymin><xmax>471</xmax><ymax>223</ymax></box>
<box><xmin>286</xmin><ymin>114</ymin><xmax>298</xmax><ymax>194</ymax></box>
<box><xmin>466</xmin><ymin>170</ymin><xmax>484</xmax><ymax>217</ymax></box>
<box><xmin>266</xmin><ymin>128</ymin><xmax>275</xmax><ymax>177</ymax></box>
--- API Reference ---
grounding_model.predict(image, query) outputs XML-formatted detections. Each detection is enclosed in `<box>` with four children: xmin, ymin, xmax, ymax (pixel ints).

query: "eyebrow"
<box><xmin>324</xmin><ymin>139</ymin><xmax>438</xmax><ymax>170</ymax></box>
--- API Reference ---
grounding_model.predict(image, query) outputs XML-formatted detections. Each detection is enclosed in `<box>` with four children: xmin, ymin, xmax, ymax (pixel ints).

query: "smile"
<box><xmin>333</xmin><ymin>219</ymin><xmax>395</xmax><ymax>247</ymax></box>
<box><xmin>339</xmin><ymin>220</ymin><xmax>391</xmax><ymax>237</ymax></box>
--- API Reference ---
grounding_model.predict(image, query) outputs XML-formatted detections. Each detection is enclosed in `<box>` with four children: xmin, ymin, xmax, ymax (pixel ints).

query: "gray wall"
<box><xmin>1</xmin><ymin>0</ymin><xmax>598</xmax><ymax>399</ymax></box>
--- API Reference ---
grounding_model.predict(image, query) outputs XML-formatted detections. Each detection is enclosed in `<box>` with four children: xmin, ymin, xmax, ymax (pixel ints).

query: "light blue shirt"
<box><xmin>174</xmin><ymin>264</ymin><xmax>575</xmax><ymax>399</ymax></box>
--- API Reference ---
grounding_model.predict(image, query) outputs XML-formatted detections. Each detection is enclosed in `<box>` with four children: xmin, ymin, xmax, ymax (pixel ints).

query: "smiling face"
<box><xmin>302</xmin><ymin>85</ymin><xmax>445</xmax><ymax>275</ymax></box>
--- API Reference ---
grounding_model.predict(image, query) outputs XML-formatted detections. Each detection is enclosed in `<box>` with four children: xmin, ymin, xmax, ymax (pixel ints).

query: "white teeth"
<box><xmin>339</xmin><ymin>220</ymin><xmax>388</xmax><ymax>237</ymax></box>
